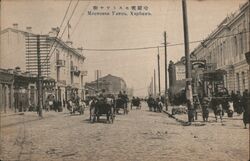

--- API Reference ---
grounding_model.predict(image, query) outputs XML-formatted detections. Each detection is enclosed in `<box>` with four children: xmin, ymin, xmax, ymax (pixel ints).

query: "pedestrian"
<box><xmin>242</xmin><ymin>90</ymin><xmax>250</xmax><ymax>129</ymax></box>
<box><xmin>235</xmin><ymin>91</ymin><xmax>243</xmax><ymax>115</ymax></box>
<box><xmin>201</xmin><ymin>97</ymin><xmax>209</xmax><ymax>122</ymax></box>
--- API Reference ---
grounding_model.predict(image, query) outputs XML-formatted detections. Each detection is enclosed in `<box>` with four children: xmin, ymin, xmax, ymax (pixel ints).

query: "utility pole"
<box><xmin>182</xmin><ymin>0</ymin><xmax>194</xmax><ymax>122</ymax></box>
<box><xmin>157</xmin><ymin>46</ymin><xmax>161</xmax><ymax>95</ymax></box>
<box><xmin>96</xmin><ymin>70</ymin><xmax>99</xmax><ymax>92</ymax></box>
<box><xmin>37</xmin><ymin>35</ymin><xmax>43</xmax><ymax>117</ymax></box>
<box><xmin>67</xmin><ymin>21</ymin><xmax>71</xmax><ymax>40</ymax></box>
<box><xmin>151</xmin><ymin>77</ymin><xmax>153</xmax><ymax>96</ymax></box>
<box><xmin>164</xmin><ymin>31</ymin><xmax>168</xmax><ymax>109</ymax></box>
<box><xmin>154</xmin><ymin>69</ymin><xmax>157</xmax><ymax>97</ymax></box>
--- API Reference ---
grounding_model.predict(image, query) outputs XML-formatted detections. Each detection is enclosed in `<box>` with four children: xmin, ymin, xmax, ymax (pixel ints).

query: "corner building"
<box><xmin>192</xmin><ymin>1</ymin><xmax>250</xmax><ymax>93</ymax></box>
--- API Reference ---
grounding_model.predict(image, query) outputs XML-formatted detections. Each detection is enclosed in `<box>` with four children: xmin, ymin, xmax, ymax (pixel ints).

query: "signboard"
<box><xmin>175</xmin><ymin>65</ymin><xmax>185</xmax><ymax>80</ymax></box>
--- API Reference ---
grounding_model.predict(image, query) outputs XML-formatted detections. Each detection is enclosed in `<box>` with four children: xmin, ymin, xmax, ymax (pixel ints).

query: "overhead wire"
<box><xmin>41</xmin><ymin>0</ymin><xmax>80</xmax><ymax>65</ymax></box>
<box><xmin>81</xmin><ymin>30</ymin><xmax>250</xmax><ymax>52</ymax></box>
<box><xmin>71</xmin><ymin>1</ymin><xmax>91</xmax><ymax>36</ymax></box>
<box><xmin>41</xmin><ymin>0</ymin><xmax>73</xmax><ymax>65</ymax></box>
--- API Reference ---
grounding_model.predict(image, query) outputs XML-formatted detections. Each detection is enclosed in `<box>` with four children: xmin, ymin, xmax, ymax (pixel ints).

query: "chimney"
<box><xmin>13</xmin><ymin>23</ymin><xmax>18</xmax><ymax>30</ymax></box>
<box><xmin>26</xmin><ymin>26</ymin><xmax>32</xmax><ymax>33</ymax></box>
<box><xmin>14</xmin><ymin>66</ymin><xmax>21</xmax><ymax>75</ymax></box>
<box><xmin>48</xmin><ymin>27</ymin><xmax>60</xmax><ymax>37</ymax></box>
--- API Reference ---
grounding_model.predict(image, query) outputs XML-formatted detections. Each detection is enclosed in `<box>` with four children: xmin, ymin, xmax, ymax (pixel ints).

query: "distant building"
<box><xmin>191</xmin><ymin>1</ymin><xmax>250</xmax><ymax>93</ymax></box>
<box><xmin>85</xmin><ymin>74</ymin><xmax>127</xmax><ymax>97</ymax></box>
<box><xmin>0</xmin><ymin>25</ymin><xmax>87</xmax><ymax>104</ymax></box>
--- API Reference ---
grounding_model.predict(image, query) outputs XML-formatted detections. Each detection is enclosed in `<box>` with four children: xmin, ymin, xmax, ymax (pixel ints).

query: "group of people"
<box><xmin>147</xmin><ymin>95</ymin><xmax>165</xmax><ymax>112</ymax></box>
<box><xmin>230</xmin><ymin>90</ymin><xmax>250</xmax><ymax>128</ymax></box>
<box><xmin>44</xmin><ymin>94</ymin><xmax>63</xmax><ymax>112</ymax></box>
<box><xmin>199</xmin><ymin>89</ymin><xmax>250</xmax><ymax>128</ymax></box>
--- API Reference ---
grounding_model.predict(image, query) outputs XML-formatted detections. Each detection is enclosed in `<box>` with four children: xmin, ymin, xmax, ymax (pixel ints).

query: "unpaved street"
<box><xmin>1</xmin><ymin>103</ymin><xmax>249</xmax><ymax>161</ymax></box>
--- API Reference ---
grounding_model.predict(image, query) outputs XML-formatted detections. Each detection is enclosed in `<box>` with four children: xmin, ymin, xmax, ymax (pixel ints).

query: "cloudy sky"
<box><xmin>1</xmin><ymin>0</ymin><xmax>247</xmax><ymax>96</ymax></box>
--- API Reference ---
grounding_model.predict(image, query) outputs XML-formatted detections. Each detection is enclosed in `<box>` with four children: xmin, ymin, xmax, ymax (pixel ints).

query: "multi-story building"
<box><xmin>0</xmin><ymin>25</ymin><xmax>87</xmax><ymax>105</ymax></box>
<box><xmin>85</xmin><ymin>74</ymin><xmax>127</xmax><ymax>97</ymax></box>
<box><xmin>192</xmin><ymin>1</ymin><xmax>250</xmax><ymax>94</ymax></box>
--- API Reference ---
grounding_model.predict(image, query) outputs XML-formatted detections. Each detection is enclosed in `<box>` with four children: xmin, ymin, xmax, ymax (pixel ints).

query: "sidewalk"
<box><xmin>164</xmin><ymin>105</ymin><xmax>244</xmax><ymax>127</ymax></box>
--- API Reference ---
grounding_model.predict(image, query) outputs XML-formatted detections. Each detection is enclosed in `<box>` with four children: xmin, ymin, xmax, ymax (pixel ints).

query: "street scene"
<box><xmin>1</xmin><ymin>0</ymin><xmax>250</xmax><ymax>161</ymax></box>
<box><xmin>1</xmin><ymin>104</ymin><xmax>249</xmax><ymax>161</ymax></box>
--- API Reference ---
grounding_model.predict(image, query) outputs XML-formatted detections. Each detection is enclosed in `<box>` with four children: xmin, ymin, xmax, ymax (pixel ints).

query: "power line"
<box><xmin>71</xmin><ymin>1</ymin><xmax>91</xmax><ymax>36</ymax></box>
<box><xmin>42</xmin><ymin>0</ymin><xmax>80</xmax><ymax>65</ymax></box>
<box><xmin>41</xmin><ymin>0</ymin><xmax>73</xmax><ymax>65</ymax></box>
<box><xmin>81</xmin><ymin>30</ymin><xmax>250</xmax><ymax>52</ymax></box>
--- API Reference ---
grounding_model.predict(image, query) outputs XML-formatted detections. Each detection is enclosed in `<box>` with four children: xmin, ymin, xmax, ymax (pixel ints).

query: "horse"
<box><xmin>158</xmin><ymin>100</ymin><xmax>164</xmax><ymax>112</ymax></box>
<box><xmin>67</xmin><ymin>99</ymin><xmax>84</xmax><ymax>115</ymax></box>
<box><xmin>131</xmin><ymin>97</ymin><xmax>141</xmax><ymax>110</ymax></box>
<box><xmin>89</xmin><ymin>97</ymin><xmax>114</xmax><ymax>123</ymax></box>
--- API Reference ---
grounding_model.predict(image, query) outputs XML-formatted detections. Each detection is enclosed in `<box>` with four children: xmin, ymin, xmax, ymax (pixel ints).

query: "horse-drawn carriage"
<box><xmin>67</xmin><ymin>98</ymin><xmax>85</xmax><ymax>115</ymax></box>
<box><xmin>114</xmin><ymin>98</ymin><xmax>129</xmax><ymax>114</ymax></box>
<box><xmin>89</xmin><ymin>97</ymin><xmax>115</xmax><ymax>123</ymax></box>
<box><xmin>130</xmin><ymin>97</ymin><xmax>141</xmax><ymax>110</ymax></box>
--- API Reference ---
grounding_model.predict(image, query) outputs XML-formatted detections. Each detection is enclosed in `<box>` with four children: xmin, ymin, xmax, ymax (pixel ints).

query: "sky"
<box><xmin>1</xmin><ymin>0</ymin><xmax>247</xmax><ymax>96</ymax></box>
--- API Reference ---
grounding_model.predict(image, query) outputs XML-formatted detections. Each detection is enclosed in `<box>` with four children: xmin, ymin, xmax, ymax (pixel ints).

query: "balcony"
<box><xmin>71</xmin><ymin>66</ymin><xmax>80</xmax><ymax>76</ymax></box>
<box><xmin>56</xmin><ymin>60</ymin><xmax>66</xmax><ymax>67</ymax></box>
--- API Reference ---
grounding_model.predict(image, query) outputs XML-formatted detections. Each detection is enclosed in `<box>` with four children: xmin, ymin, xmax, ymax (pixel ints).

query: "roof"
<box><xmin>47</xmin><ymin>37</ymin><xmax>85</xmax><ymax>60</ymax></box>
<box><xmin>88</xmin><ymin>74</ymin><xmax>126</xmax><ymax>85</ymax></box>
<box><xmin>1</xmin><ymin>28</ymin><xmax>85</xmax><ymax>60</ymax></box>
<box><xmin>1</xmin><ymin>28</ymin><xmax>36</xmax><ymax>36</ymax></box>
<box><xmin>192</xmin><ymin>1</ymin><xmax>249</xmax><ymax>55</ymax></box>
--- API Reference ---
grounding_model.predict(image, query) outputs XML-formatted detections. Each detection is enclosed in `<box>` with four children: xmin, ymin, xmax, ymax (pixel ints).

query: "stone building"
<box><xmin>192</xmin><ymin>1</ymin><xmax>250</xmax><ymax>94</ymax></box>
<box><xmin>0</xmin><ymin>25</ymin><xmax>87</xmax><ymax>104</ymax></box>
<box><xmin>85</xmin><ymin>74</ymin><xmax>127</xmax><ymax>97</ymax></box>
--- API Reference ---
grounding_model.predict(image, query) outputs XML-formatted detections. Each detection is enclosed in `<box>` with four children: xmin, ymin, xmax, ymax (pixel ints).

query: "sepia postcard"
<box><xmin>0</xmin><ymin>0</ymin><xmax>249</xmax><ymax>161</ymax></box>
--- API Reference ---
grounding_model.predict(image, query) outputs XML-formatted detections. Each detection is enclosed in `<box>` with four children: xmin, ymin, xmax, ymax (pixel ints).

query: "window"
<box><xmin>239</xmin><ymin>32</ymin><xmax>243</xmax><ymax>56</ymax></box>
<box><xmin>242</xmin><ymin>72</ymin><xmax>245</xmax><ymax>91</ymax></box>
<box><xmin>224</xmin><ymin>75</ymin><xmax>228</xmax><ymax>89</ymax></box>
<box><xmin>236</xmin><ymin>73</ymin><xmax>240</xmax><ymax>92</ymax></box>
<box><xmin>220</xmin><ymin>43</ymin><xmax>223</xmax><ymax>66</ymax></box>
<box><xmin>233</xmin><ymin>36</ymin><xmax>238</xmax><ymax>56</ymax></box>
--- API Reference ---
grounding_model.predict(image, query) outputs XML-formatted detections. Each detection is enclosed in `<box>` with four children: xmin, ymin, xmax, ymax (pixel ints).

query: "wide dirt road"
<box><xmin>1</xmin><ymin>102</ymin><xmax>249</xmax><ymax>161</ymax></box>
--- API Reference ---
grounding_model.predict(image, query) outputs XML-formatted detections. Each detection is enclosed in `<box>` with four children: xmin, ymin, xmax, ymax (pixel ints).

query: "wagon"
<box><xmin>89</xmin><ymin>99</ymin><xmax>115</xmax><ymax>123</ymax></box>
<box><xmin>130</xmin><ymin>98</ymin><xmax>141</xmax><ymax>110</ymax></box>
<box><xmin>114</xmin><ymin>98</ymin><xmax>128</xmax><ymax>114</ymax></box>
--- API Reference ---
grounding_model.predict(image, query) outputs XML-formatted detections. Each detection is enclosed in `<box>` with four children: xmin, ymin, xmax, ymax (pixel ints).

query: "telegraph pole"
<box><xmin>154</xmin><ymin>69</ymin><xmax>157</xmax><ymax>97</ymax></box>
<box><xmin>37</xmin><ymin>35</ymin><xmax>43</xmax><ymax>117</ymax></box>
<box><xmin>164</xmin><ymin>31</ymin><xmax>168</xmax><ymax>109</ymax></box>
<box><xmin>157</xmin><ymin>46</ymin><xmax>161</xmax><ymax>95</ymax></box>
<box><xmin>96</xmin><ymin>70</ymin><xmax>99</xmax><ymax>92</ymax></box>
<box><xmin>182</xmin><ymin>0</ymin><xmax>194</xmax><ymax>122</ymax></box>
